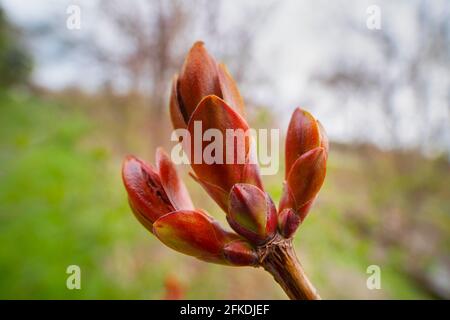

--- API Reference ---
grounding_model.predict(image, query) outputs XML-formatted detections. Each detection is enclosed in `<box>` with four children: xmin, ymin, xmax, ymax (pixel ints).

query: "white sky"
<box><xmin>2</xmin><ymin>0</ymin><xmax>449</xmax><ymax>154</ymax></box>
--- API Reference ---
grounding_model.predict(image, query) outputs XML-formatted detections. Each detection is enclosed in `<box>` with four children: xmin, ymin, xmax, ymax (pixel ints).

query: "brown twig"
<box><xmin>258</xmin><ymin>234</ymin><xmax>321</xmax><ymax>300</ymax></box>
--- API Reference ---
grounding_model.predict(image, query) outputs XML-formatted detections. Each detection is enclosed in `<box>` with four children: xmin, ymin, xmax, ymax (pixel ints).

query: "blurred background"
<box><xmin>0</xmin><ymin>0</ymin><xmax>449</xmax><ymax>299</ymax></box>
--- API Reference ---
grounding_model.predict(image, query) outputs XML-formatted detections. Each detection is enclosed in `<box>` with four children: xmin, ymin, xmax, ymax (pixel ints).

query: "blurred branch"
<box><xmin>0</xmin><ymin>7</ymin><xmax>32</xmax><ymax>87</ymax></box>
<box><xmin>312</xmin><ymin>0</ymin><xmax>450</xmax><ymax>152</ymax></box>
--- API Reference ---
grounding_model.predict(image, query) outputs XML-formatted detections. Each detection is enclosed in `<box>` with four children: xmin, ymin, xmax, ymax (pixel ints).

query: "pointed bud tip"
<box><xmin>293</xmin><ymin>107</ymin><xmax>312</xmax><ymax>116</ymax></box>
<box><xmin>122</xmin><ymin>155</ymin><xmax>142</xmax><ymax>179</ymax></box>
<box><xmin>185</xmin><ymin>41</ymin><xmax>212</xmax><ymax>63</ymax></box>
<box><xmin>316</xmin><ymin>146</ymin><xmax>325</xmax><ymax>155</ymax></box>
<box><xmin>155</xmin><ymin>147</ymin><xmax>168</xmax><ymax>163</ymax></box>
<box><xmin>230</xmin><ymin>183</ymin><xmax>247</xmax><ymax>195</ymax></box>
<box><xmin>123</xmin><ymin>154</ymin><xmax>137</xmax><ymax>166</ymax></box>
<box><xmin>198</xmin><ymin>94</ymin><xmax>221</xmax><ymax>106</ymax></box>
<box><xmin>192</xmin><ymin>40</ymin><xmax>205</xmax><ymax>48</ymax></box>
<box><xmin>278</xmin><ymin>208</ymin><xmax>301</xmax><ymax>238</ymax></box>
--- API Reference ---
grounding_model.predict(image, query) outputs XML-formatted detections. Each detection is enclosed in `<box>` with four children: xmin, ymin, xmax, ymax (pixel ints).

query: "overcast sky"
<box><xmin>2</xmin><ymin>0</ymin><xmax>449</xmax><ymax>155</ymax></box>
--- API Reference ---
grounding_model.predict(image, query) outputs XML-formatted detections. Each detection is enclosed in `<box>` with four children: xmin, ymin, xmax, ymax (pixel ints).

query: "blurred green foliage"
<box><xmin>0</xmin><ymin>89</ymin><xmax>448</xmax><ymax>299</ymax></box>
<box><xmin>0</xmin><ymin>91</ymin><xmax>134</xmax><ymax>298</ymax></box>
<box><xmin>0</xmin><ymin>8</ymin><xmax>32</xmax><ymax>87</ymax></box>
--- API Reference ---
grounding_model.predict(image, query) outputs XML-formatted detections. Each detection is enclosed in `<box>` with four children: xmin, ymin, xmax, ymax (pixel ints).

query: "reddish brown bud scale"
<box><xmin>169</xmin><ymin>76</ymin><xmax>188</xmax><ymax>130</ymax></box>
<box><xmin>229</xmin><ymin>184</ymin><xmax>268</xmax><ymax>235</ymax></box>
<box><xmin>241</xmin><ymin>149</ymin><xmax>264</xmax><ymax>190</ymax></box>
<box><xmin>187</xmin><ymin>95</ymin><xmax>250</xmax><ymax>191</ymax></box>
<box><xmin>156</xmin><ymin>147</ymin><xmax>194</xmax><ymax>211</ymax></box>
<box><xmin>228</xmin><ymin>184</ymin><xmax>277</xmax><ymax>245</ymax></box>
<box><xmin>186</xmin><ymin>95</ymin><xmax>263</xmax><ymax>212</ymax></box>
<box><xmin>285</xmin><ymin>108</ymin><xmax>321</xmax><ymax>178</ymax></box>
<box><xmin>296</xmin><ymin>198</ymin><xmax>316</xmax><ymax>223</ymax></box>
<box><xmin>223</xmin><ymin>240</ymin><xmax>258</xmax><ymax>266</ymax></box>
<box><xmin>189</xmin><ymin>172</ymin><xmax>229</xmax><ymax>213</ymax></box>
<box><xmin>153</xmin><ymin>209</ymin><xmax>255</xmax><ymax>266</ymax></box>
<box><xmin>122</xmin><ymin>156</ymin><xmax>175</xmax><ymax>224</ymax></box>
<box><xmin>287</xmin><ymin>147</ymin><xmax>327</xmax><ymax>210</ymax></box>
<box><xmin>278</xmin><ymin>181</ymin><xmax>295</xmax><ymax>213</ymax></box>
<box><xmin>217</xmin><ymin>63</ymin><xmax>245</xmax><ymax>116</ymax></box>
<box><xmin>153</xmin><ymin>210</ymin><xmax>228</xmax><ymax>264</ymax></box>
<box><xmin>128</xmin><ymin>198</ymin><xmax>154</xmax><ymax>234</ymax></box>
<box><xmin>278</xmin><ymin>208</ymin><xmax>301</xmax><ymax>238</ymax></box>
<box><xmin>317</xmin><ymin>120</ymin><xmax>329</xmax><ymax>157</ymax></box>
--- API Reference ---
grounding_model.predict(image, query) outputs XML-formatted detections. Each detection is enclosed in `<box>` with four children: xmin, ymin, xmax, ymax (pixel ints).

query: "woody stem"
<box><xmin>258</xmin><ymin>234</ymin><xmax>321</xmax><ymax>300</ymax></box>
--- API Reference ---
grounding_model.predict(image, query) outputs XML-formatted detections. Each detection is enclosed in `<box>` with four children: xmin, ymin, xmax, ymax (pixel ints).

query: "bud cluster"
<box><xmin>122</xmin><ymin>42</ymin><xmax>328</xmax><ymax>266</ymax></box>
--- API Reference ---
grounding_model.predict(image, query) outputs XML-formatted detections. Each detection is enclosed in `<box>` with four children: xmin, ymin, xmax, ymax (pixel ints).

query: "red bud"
<box><xmin>122</xmin><ymin>156</ymin><xmax>175</xmax><ymax>226</ymax></box>
<box><xmin>178</xmin><ymin>42</ymin><xmax>221</xmax><ymax>121</ymax></box>
<box><xmin>189</xmin><ymin>172</ymin><xmax>229</xmax><ymax>212</ymax></box>
<box><xmin>279</xmin><ymin>108</ymin><xmax>328</xmax><ymax>227</ymax></box>
<box><xmin>228</xmin><ymin>184</ymin><xmax>277</xmax><ymax>245</ymax></box>
<box><xmin>223</xmin><ymin>240</ymin><xmax>258</xmax><ymax>266</ymax></box>
<box><xmin>278</xmin><ymin>208</ymin><xmax>301</xmax><ymax>238</ymax></box>
<box><xmin>170</xmin><ymin>42</ymin><xmax>245</xmax><ymax>129</ymax></box>
<box><xmin>169</xmin><ymin>75</ymin><xmax>188</xmax><ymax>130</ymax></box>
<box><xmin>317</xmin><ymin>120</ymin><xmax>329</xmax><ymax>157</ymax></box>
<box><xmin>217</xmin><ymin>63</ymin><xmax>245</xmax><ymax>116</ymax></box>
<box><xmin>153</xmin><ymin>209</ymin><xmax>253</xmax><ymax>265</ymax></box>
<box><xmin>285</xmin><ymin>108</ymin><xmax>321</xmax><ymax>178</ymax></box>
<box><xmin>187</xmin><ymin>95</ymin><xmax>263</xmax><ymax>211</ymax></box>
<box><xmin>287</xmin><ymin>147</ymin><xmax>327</xmax><ymax>210</ymax></box>
<box><xmin>123</xmin><ymin>42</ymin><xmax>332</xmax><ymax>272</ymax></box>
<box><xmin>156</xmin><ymin>147</ymin><xmax>194</xmax><ymax>211</ymax></box>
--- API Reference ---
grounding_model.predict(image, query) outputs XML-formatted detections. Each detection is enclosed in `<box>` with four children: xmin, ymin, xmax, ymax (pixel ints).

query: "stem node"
<box><xmin>258</xmin><ymin>234</ymin><xmax>321</xmax><ymax>300</ymax></box>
